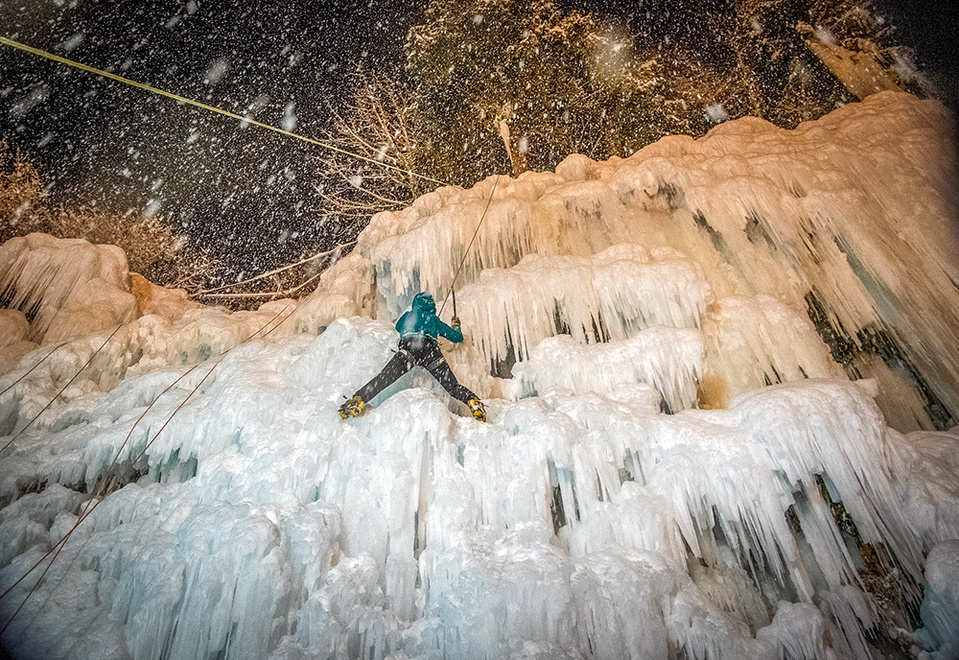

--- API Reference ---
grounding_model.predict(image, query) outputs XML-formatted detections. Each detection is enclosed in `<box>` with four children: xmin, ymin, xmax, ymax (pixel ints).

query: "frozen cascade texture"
<box><xmin>510</xmin><ymin>327</ymin><xmax>704</xmax><ymax>412</ymax></box>
<box><xmin>455</xmin><ymin>244</ymin><xmax>711</xmax><ymax>370</ymax></box>
<box><xmin>915</xmin><ymin>540</ymin><xmax>959</xmax><ymax>655</ymax></box>
<box><xmin>700</xmin><ymin>295</ymin><xmax>845</xmax><ymax>404</ymax></box>
<box><xmin>1</xmin><ymin>92</ymin><xmax>958</xmax><ymax>659</ymax></box>
<box><xmin>362</xmin><ymin>92</ymin><xmax>959</xmax><ymax>429</ymax></box>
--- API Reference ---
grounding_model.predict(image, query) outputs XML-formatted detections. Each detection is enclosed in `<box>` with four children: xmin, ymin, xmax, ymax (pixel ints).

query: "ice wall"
<box><xmin>361</xmin><ymin>91</ymin><xmax>959</xmax><ymax>430</ymax></box>
<box><xmin>1</xmin><ymin>92</ymin><xmax>959</xmax><ymax>660</ymax></box>
<box><xmin>2</xmin><ymin>315</ymin><xmax>956</xmax><ymax>660</ymax></box>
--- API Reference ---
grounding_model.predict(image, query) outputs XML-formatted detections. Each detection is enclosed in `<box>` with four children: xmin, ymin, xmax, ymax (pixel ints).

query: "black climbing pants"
<box><xmin>355</xmin><ymin>335</ymin><xmax>477</xmax><ymax>405</ymax></box>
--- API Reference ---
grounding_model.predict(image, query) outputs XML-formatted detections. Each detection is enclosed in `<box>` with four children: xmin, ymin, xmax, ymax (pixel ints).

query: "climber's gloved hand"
<box><xmin>451</xmin><ymin>316</ymin><xmax>461</xmax><ymax>328</ymax></box>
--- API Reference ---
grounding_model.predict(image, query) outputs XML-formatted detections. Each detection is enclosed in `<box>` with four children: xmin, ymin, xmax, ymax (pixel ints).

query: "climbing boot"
<box><xmin>467</xmin><ymin>397</ymin><xmax>487</xmax><ymax>422</ymax></box>
<box><xmin>338</xmin><ymin>395</ymin><xmax>365</xmax><ymax>419</ymax></box>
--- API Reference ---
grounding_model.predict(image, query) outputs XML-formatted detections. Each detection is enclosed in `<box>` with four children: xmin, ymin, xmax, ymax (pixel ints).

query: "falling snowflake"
<box><xmin>282</xmin><ymin>102</ymin><xmax>297</xmax><ymax>132</ymax></box>
<box><xmin>705</xmin><ymin>104</ymin><xmax>728</xmax><ymax>123</ymax></box>
<box><xmin>814</xmin><ymin>26</ymin><xmax>837</xmax><ymax>46</ymax></box>
<box><xmin>62</xmin><ymin>33</ymin><xmax>85</xmax><ymax>52</ymax></box>
<box><xmin>204</xmin><ymin>59</ymin><xmax>230</xmax><ymax>84</ymax></box>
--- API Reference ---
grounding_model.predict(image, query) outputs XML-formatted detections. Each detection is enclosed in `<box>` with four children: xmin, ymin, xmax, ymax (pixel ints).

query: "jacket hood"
<box><xmin>412</xmin><ymin>292</ymin><xmax>436</xmax><ymax>314</ymax></box>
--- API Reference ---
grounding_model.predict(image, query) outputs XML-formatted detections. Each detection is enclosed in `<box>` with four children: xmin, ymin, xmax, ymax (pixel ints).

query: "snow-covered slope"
<box><xmin>1</xmin><ymin>91</ymin><xmax>958</xmax><ymax>660</ymax></box>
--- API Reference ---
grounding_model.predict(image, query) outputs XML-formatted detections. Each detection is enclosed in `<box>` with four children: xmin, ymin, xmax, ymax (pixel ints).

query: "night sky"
<box><xmin>1</xmin><ymin>0</ymin><xmax>423</xmax><ymax>278</ymax></box>
<box><xmin>1</xmin><ymin>0</ymin><xmax>955</xmax><ymax>280</ymax></box>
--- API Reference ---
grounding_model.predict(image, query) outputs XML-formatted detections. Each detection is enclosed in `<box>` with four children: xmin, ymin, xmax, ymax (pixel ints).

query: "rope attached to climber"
<box><xmin>439</xmin><ymin>175</ymin><xmax>500</xmax><ymax>317</ymax></box>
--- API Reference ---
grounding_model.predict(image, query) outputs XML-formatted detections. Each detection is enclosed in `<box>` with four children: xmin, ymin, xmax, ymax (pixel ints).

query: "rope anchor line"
<box><xmin>439</xmin><ymin>175</ymin><xmax>500</xmax><ymax>318</ymax></box>
<box><xmin>0</xmin><ymin>36</ymin><xmax>448</xmax><ymax>187</ymax></box>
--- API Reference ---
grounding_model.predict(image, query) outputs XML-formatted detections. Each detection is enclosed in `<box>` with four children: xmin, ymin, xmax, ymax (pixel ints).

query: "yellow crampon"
<box><xmin>338</xmin><ymin>395</ymin><xmax>365</xmax><ymax>419</ymax></box>
<box><xmin>468</xmin><ymin>397</ymin><xmax>487</xmax><ymax>422</ymax></box>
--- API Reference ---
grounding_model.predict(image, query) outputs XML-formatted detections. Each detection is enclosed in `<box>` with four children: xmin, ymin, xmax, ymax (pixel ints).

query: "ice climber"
<box><xmin>338</xmin><ymin>292</ymin><xmax>487</xmax><ymax>421</ymax></box>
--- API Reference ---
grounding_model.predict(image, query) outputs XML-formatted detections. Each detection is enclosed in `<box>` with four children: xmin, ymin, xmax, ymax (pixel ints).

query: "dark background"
<box><xmin>1</xmin><ymin>0</ymin><xmax>423</xmax><ymax>279</ymax></box>
<box><xmin>1</xmin><ymin>0</ymin><xmax>955</xmax><ymax>280</ymax></box>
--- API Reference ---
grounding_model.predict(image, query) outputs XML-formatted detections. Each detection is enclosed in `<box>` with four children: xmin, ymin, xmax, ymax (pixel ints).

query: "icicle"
<box><xmin>512</xmin><ymin>327</ymin><xmax>703</xmax><ymax>412</ymax></box>
<box><xmin>457</xmin><ymin>244</ymin><xmax>711</xmax><ymax>370</ymax></box>
<box><xmin>0</xmin><ymin>234</ymin><xmax>135</xmax><ymax>343</ymax></box>
<box><xmin>756</xmin><ymin>601</ymin><xmax>828</xmax><ymax>660</ymax></box>
<box><xmin>915</xmin><ymin>540</ymin><xmax>959</xmax><ymax>655</ymax></box>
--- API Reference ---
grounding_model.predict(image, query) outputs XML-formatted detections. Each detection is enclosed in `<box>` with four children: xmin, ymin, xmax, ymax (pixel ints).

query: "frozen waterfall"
<box><xmin>1</xmin><ymin>92</ymin><xmax>958</xmax><ymax>660</ymax></box>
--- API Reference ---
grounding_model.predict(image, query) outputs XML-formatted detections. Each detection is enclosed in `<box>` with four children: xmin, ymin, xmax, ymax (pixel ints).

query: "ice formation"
<box><xmin>916</xmin><ymin>540</ymin><xmax>959</xmax><ymax>656</ymax></box>
<box><xmin>0</xmin><ymin>233</ymin><xmax>136</xmax><ymax>344</ymax></box>
<box><xmin>1</xmin><ymin>92</ymin><xmax>958</xmax><ymax>660</ymax></box>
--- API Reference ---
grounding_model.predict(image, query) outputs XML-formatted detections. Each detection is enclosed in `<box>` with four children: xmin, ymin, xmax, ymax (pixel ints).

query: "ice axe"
<box><xmin>451</xmin><ymin>289</ymin><xmax>460</xmax><ymax>326</ymax></box>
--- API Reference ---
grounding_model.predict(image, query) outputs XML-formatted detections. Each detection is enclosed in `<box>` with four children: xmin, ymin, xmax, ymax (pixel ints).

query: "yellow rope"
<box><xmin>0</xmin><ymin>36</ymin><xmax>449</xmax><ymax>187</ymax></box>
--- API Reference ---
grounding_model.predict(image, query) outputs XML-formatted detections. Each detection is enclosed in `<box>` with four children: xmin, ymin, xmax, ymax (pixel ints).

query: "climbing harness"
<box><xmin>0</xmin><ymin>37</ymin><xmax>449</xmax><ymax>187</ymax></box>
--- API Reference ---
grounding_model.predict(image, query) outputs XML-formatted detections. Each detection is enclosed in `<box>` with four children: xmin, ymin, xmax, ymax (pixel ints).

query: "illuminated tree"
<box><xmin>317</xmin><ymin>0</ymin><xmax>937</xmax><ymax>227</ymax></box>
<box><xmin>404</xmin><ymin>0</ymin><xmax>671</xmax><ymax>186</ymax></box>
<box><xmin>651</xmin><ymin>0</ymin><xmax>847</xmax><ymax>130</ymax></box>
<box><xmin>683</xmin><ymin>0</ymin><xmax>934</xmax><ymax>129</ymax></box>
<box><xmin>316</xmin><ymin>68</ymin><xmax>423</xmax><ymax>240</ymax></box>
<box><xmin>800</xmin><ymin>0</ymin><xmax>935</xmax><ymax>100</ymax></box>
<box><xmin>0</xmin><ymin>140</ymin><xmax>47</xmax><ymax>242</ymax></box>
<box><xmin>1</xmin><ymin>142</ymin><xmax>220</xmax><ymax>292</ymax></box>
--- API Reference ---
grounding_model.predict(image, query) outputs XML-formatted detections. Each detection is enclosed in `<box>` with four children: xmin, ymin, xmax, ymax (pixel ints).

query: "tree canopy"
<box><xmin>316</xmin><ymin>0</ymin><xmax>936</xmax><ymax>252</ymax></box>
<box><xmin>405</xmin><ymin>0</ymin><xmax>672</xmax><ymax>185</ymax></box>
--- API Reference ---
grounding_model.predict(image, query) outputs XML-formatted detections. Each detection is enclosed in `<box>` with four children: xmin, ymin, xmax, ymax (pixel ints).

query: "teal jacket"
<box><xmin>396</xmin><ymin>293</ymin><xmax>463</xmax><ymax>343</ymax></box>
